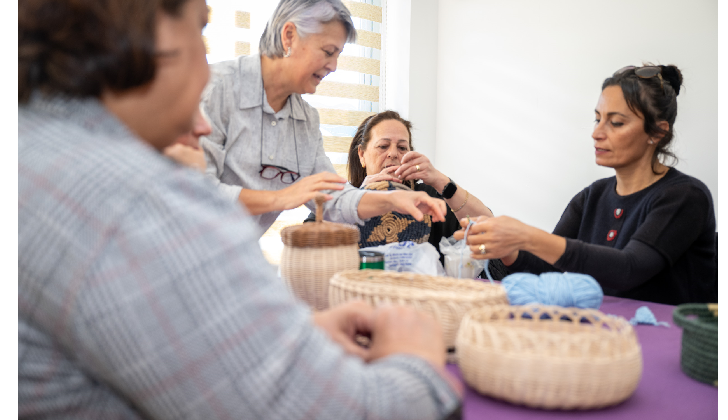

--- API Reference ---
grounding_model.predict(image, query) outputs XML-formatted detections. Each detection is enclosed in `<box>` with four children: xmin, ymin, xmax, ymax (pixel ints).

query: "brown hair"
<box><xmin>601</xmin><ymin>64</ymin><xmax>683</xmax><ymax>174</ymax></box>
<box><xmin>19</xmin><ymin>0</ymin><xmax>189</xmax><ymax>103</ymax></box>
<box><xmin>347</xmin><ymin>110</ymin><xmax>414</xmax><ymax>188</ymax></box>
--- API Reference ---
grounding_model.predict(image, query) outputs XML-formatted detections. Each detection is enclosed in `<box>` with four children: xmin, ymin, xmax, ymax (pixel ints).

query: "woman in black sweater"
<box><xmin>457</xmin><ymin>65</ymin><xmax>716</xmax><ymax>305</ymax></box>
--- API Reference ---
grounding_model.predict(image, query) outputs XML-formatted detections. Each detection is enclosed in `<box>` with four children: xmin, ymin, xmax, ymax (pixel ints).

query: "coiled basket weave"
<box><xmin>280</xmin><ymin>198</ymin><xmax>360</xmax><ymax>311</ymax></box>
<box><xmin>673</xmin><ymin>303</ymin><xmax>718</xmax><ymax>387</ymax></box>
<box><xmin>456</xmin><ymin>305</ymin><xmax>643</xmax><ymax>410</ymax></box>
<box><xmin>358</xmin><ymin>181</ymin><xmax>431</xmax><ymax>248</ymax></box>
<box><xmin>328</xmin><ymin>269</ymin><xmax>508</xmax><ymax>347</ymax></box>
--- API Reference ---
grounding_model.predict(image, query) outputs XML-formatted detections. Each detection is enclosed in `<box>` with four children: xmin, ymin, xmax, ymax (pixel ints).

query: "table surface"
<box><xmin>446</xmin><ymin>296</ymin><xmax>718</xmax><ymax>419</ymax></box>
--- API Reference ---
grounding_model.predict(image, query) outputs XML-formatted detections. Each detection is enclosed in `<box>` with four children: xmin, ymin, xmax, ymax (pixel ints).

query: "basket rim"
<box><xmin>329</xmin><ymin>270</ymin><xmax>505</xmax><ymax>302</ymax></box>
<box><xmin>673</xmin><ymin>303</ymin><xmax>718</xmax><ymax>333</ymax></box>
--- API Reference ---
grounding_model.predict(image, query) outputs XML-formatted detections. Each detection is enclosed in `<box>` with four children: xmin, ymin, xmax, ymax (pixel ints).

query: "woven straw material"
<box><xmin>328</xmin><ymin>269</ymin><xmax>508</xmax><ymax>347</ymax></box>
<box><xmin>281</xmin><ymin>221</ymin><xmax>359</xmax><ymax>248</ymax></box>
<box><xmin>456</xmin><ymin>305</ymin><xmax>642</xmax><ymax>410</ymax></box>
<box><xmin>673</xmin><ymin>303</ymin><xmax>718</xmax><ymax>387</ymax></box>
<box><xmin>281</xmin><ymin>245</ymin><xmax>360</xmax><ymax>311</ymax></box>
<box><xmin>358</xmin><ymin>181</ymin><xmax>431</xmax><ymax>248</ymax></box>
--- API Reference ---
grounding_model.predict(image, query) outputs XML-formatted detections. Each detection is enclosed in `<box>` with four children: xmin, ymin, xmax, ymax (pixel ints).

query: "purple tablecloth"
<box><xmin>446</xmin><ymin>296</ymin><xmax>718</xmax><ymax>419</ymax></box>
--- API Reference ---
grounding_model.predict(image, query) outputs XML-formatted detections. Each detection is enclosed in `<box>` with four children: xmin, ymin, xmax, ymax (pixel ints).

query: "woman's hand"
<box><xmin>454</xmin><ymin>215</ymin><xmax>568</xmax><ymax>266</ymax></box>
<box><xmin>393</xmin><ymin>151</ymin><xmax>450</xmax><ymax>192</ymax></box>
<box><xmin>163</xmin><ymin>143</ymin><xmax>207</xmax><ymax>172</ymax></box>
<box><xmin>274</xmin><ymin>172</ymin><xmax>347</xmax><ymax>210</ymax></box>
<box><xmin>312</xmin><ymin>300</ymin><xmax>375</xmax><ymax>360</ymax></box>
<box><xmin>361</xmin><ymin>166</ymin><xmax>402</xmax><ymax>187</ymax></box>
<box><xmin>389</xmin><ymin>190</ymin><xmax>447</xmax><ymax>222</ymax></box>
<box><xmin>453</xmin><ymin>215</ymin><xmax>527</xmax><ymax>263</ymax></box>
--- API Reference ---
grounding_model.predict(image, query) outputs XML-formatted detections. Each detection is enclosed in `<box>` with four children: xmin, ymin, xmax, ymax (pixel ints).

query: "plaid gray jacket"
<box><xmin>18</xmin><ymin>96</ymin><xmax>460</xmax><ymax>419</ymax></box>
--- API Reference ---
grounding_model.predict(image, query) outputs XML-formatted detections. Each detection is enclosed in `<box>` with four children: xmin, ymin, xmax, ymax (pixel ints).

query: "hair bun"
<box><xmin>660</xmin><ymin>65</ymin><xmax>683</xmax><ymax>96</ymax></box>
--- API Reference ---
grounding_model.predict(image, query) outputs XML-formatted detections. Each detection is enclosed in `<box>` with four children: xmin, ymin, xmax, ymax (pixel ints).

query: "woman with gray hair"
<box><xmin>200</xmin><ymin>0</ymin><xmax>447</xmax><ymax>233</ymax></box>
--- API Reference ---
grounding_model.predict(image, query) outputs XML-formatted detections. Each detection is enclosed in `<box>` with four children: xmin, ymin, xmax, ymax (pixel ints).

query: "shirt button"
<box><xmin>271</xmin><ymin>121</ymin><xmax>277</xmax><ymax>126</ymax></box>
<box><xmin>269</xmin><ymin>154</ymin><xmax>274</xmax><ymax>160</ymax></box>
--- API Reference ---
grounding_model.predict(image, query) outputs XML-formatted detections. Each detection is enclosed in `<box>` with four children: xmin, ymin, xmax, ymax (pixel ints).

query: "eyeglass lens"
<box><xmin>260</xmin><ymin>165</ymin><xmax>300</xmax><ymax>184</ymax></box>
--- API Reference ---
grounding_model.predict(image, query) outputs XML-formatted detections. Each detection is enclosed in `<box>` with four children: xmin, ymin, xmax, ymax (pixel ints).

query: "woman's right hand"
<box><xmin>361</xmin><ymin>166</ymin><xmax>402</xmax><ymax>187</ymax></box>
<box><xmin>274</xmin><ymin>172</ymin><xmax>347</xmax><ymax>210</ymax></box>
<box><xmin>453</xmin><ymin>215</ymin><xmax>523</xmax><ymax>264</ymax></box>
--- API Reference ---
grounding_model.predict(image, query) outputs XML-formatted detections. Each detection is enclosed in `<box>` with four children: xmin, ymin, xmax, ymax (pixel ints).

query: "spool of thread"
<box><xmin>502</xmin><ymin>272</ymin><xmax>603</xmax><ymax>309</ymax></box>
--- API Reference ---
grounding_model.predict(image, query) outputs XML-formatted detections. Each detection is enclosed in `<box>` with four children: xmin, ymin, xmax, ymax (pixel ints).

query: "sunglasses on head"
<box><xmin>614</xmin><ymin>66</ymin><xmax>664</xmax><ymax>90</ymax></box>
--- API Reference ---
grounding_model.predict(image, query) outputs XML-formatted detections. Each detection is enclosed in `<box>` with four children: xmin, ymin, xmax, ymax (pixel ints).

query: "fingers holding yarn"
<box><xmin>395</xmin><ymin>159</ymin><xmax>425</xmax><ymax>181</ymax></box>
<box><xmin>362</xmin><ymin>170</ymin><xmax>401</xmax><ymax>186</ymax></box>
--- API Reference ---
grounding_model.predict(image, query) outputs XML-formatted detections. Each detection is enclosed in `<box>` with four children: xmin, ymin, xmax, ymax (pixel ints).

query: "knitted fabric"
<box><xmin>358</xmin><ymin>181</ymin><xmax>431</xmax><ymax>248</ymax></box>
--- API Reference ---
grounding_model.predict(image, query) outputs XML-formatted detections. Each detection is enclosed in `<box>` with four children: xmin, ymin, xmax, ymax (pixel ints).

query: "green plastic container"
<box><xmin>359</xmin><ymin>250</ymin><xmax>384</xmax><ymax>270</ymax></box>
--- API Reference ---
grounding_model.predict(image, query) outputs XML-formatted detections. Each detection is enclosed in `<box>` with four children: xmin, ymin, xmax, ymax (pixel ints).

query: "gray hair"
<box><xmin>259</xmin><ymin>0</ymin><xmax>357</xmax><ymax>58</ymax></box>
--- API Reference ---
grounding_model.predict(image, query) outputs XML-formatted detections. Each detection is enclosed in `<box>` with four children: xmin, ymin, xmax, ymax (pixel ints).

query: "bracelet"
<box><xmin>451</xmin><ymin>190</ymin><xmax>469</xmax><ymax>212</ymax></box>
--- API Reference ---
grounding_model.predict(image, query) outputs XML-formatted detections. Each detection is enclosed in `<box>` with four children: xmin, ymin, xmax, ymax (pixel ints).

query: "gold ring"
<box><xmin>479</xmin><ymin>244</ymin><xmax>486</xmax><ymax>255</ymax></box>
<box><xmin>416</xmin><ymin>164</ymin><xmax>420</xmax><ymax>172</ymax></box>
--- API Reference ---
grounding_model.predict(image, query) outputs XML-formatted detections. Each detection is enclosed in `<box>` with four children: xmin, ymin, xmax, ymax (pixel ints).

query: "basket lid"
<box><xmin>281</xmin><ymin>196</ymin><xmax>359</xmax><ymax>247</ymax></box>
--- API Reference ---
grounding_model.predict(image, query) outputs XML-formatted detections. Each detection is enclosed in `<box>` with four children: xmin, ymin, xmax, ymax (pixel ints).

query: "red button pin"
<box><xmin>614</xmin><ymin>208</ymin><xmax>623</xmax><ymax>219</ymax></box>
<box><xmin>607</xmin><ymin>230</ymin><xmax>617</xmax><ymax>241</ymax></box>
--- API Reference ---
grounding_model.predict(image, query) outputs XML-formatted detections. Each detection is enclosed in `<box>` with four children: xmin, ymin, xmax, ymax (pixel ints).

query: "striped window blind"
<box><xmin>202</xmin><ymin>0</ymin><xmax>384</xmax><ymax>265</ymax></box>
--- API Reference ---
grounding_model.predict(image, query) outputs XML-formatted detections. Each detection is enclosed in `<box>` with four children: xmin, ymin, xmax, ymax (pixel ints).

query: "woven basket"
<box><xmin>456</xmin><ymin>305</ymin><xmax>642</xmax><ymax>410</ymax></box>
<box><xmin>328</xmin><ymin>269</ymin><xmax>508</xmax><ymax>347</ymax></box>
<box><xmin>673</xmin><ymin>303</ymin><xmax>718</xmax><ymax>387</ymax></box>
<box><xmin>280</xmin><ymin>198</ymin><xmax>360</xmax><ymax>311</ymax></box>
<box><xmin>358</xmin><ymin>181</ymin><xmax>431</xmax><ymax>248</ymax></box>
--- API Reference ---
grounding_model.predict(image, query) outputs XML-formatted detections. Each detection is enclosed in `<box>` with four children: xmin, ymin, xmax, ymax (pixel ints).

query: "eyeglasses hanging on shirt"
<box><xmin>259</xmin><ymin>84</ymin><xmax>301</xmax><ymax>184</ymax></box>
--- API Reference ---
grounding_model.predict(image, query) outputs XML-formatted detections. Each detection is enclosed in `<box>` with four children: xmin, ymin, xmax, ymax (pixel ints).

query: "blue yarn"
<box><xmin>502</xmin><ymin>272</ymin><xmax>603</xmax><ymax>309</ymax></box>
<box><xmin>629</xmin><ymin>306</ymin><xmax>670</xmax><ymax>327</ymax></box>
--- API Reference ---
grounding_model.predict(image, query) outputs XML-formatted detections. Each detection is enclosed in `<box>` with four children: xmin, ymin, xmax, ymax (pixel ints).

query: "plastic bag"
<box><xmin>439</xmin><ymin>235</ymin><xmax>484</xmax><ymax>279</ymax></box>
<box><xmin>359</xmin><ymin>241</ymin><xmax>446</xmax><ymax>276</ymax></box>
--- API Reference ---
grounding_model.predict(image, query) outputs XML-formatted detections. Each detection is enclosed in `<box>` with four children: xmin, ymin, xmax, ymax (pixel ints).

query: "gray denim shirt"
<box><xmin>199</xmin><ymin>54</ymin><xmax>366</xmax><ymax>233</ymax></box>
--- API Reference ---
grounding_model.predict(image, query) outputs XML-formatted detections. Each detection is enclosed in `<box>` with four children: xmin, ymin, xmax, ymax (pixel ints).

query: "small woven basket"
<box><xmin>280</xmin><ymin>198</ymin><xmax>360</xmax><ymax>311</ymax></box>
<box><xmin>358</xmin><ymin>181</ymin><xmax>431</xmax><ymax>248</ymax></box>
<box><xmin>328</xmin><ymin>269</ymin><xmax>508</xmax><ymax>347</ymax></box>
<box><xmin>673</xmin><ymin>303</ymin><xmax>718</xmax><ymax>387</ymax></box>
<box><xmin>456</xmin><ymin>305</ymin><xmax>642</xmax><ymax>410</ymax></box>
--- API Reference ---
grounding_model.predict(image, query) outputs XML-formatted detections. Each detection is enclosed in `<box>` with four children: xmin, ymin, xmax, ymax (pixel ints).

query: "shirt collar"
<box><xmin>235</xmin><ymin>54</ymin><xmax>308</xmax><ymax>121</ymax></box>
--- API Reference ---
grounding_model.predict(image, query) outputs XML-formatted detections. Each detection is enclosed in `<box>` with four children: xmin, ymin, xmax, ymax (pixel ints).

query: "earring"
<box><xmin>283</xmin><ymin>46</ymin><xmax>291</xmax><ymax>58</ymax></box>
<box><xmin>648</xmin><ymin>140</ymin><xmax>655</xmax><ymax>145</ymax></box>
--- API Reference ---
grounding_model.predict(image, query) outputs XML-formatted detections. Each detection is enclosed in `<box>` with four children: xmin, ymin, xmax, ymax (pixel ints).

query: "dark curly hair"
<box><xmin>347</xmin><ymin>110</ymin><xmax>414</xmax><ymax>188</ymax></box>
<box><xmin>19</xmin><ymin>0</ymin><xmax>189</xmax><ymax>103</ymax></box>
<box><xmin>601</xmin><ymin>64</ymin><xmax>683</xmax><ymax>174</ymax></box>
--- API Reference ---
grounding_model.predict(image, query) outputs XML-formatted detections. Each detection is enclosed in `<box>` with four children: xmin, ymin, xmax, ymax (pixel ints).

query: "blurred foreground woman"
<box><xmin>18</xmin><ymin>0</ymin><xmax>461</xmax><ymax>418</ymax></box>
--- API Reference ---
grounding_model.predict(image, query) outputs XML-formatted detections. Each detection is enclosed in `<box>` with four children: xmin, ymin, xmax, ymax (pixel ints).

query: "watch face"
<box><xmin>442</xmin><ymin>180</ymin><xmax>457</xmax><ymax>199</ymax></box>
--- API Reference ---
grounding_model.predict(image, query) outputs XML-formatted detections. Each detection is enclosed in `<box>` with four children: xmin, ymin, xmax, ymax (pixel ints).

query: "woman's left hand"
<box><xmin>453</xmin><ymin>215</ymin><xmax>527</xmax><ymax>261</ymax></box>
<box><xmin>393</xmin><ymin>151</ymin><xmax>449</xmax><ymax>190</ymax></box>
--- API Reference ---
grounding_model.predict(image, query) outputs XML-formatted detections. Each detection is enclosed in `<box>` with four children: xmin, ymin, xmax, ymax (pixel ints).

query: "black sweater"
<box><xmin>508</xmin><ymin>168</ymin><xmax>716</xmax><ymax>305</ymax></box>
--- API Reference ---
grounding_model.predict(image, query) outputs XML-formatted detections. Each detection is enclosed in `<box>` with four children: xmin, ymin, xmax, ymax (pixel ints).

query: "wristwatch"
<box><xmin>440</xmin><ymin>178</ymin><xmax>457</xmax><ymax>199</ymax></box>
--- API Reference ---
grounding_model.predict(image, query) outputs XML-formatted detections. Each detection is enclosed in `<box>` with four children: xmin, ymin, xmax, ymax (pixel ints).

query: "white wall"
<box><xmin>427</xmin><ymin>0</ymin><xmax>719</xmax><ymax>231</ymax></box>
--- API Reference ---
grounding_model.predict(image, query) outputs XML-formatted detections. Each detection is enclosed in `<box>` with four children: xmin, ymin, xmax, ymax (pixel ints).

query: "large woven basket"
<box><xmin>328</xmin><ymin>269</ymin><xmax>508</xmax><ymax>347</ymax></box>
<box><xmin>673</xmin><ymin>303</ymin><xmax>718</xmax><ymax>387</ymax></box>
<box><xmin>456</xmin><ymin>305</ymin><xmax>642</xmax><ymax>410</ymax></box>
<box><xmin>280</xmin><ymin>198</ymin><xmax>360</xmax><ymax>311</ymax></box>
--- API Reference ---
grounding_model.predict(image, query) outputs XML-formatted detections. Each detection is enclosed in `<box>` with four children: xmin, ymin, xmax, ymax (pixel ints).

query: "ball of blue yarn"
<box><xmin>502</xmin><ymin>272</ymin><xmax>603</xmax><ymax>309</ymax></box>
